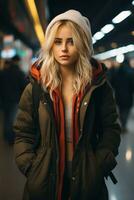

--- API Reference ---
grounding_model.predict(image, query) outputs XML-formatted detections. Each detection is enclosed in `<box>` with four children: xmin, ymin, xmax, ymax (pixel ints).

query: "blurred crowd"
<box><xmin>104</xmin><ymin>57</ymin><xmax>134</xmax><ymax>132</ymax></box>
<box><xmin>0</xmin><ymin>55</ymin><xmax>28</xmax><ymax>144</ymax></box>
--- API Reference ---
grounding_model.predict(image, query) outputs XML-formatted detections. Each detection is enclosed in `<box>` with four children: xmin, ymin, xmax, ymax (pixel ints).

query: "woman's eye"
<box><xmin>54</xmin><ymin>40</ymin><xmax>61</xmax><ymax>45</ymax></box>
<box><xmin>68</xmin><ymin>39</ymin><xmax>74</xmax><ymax>45</ymax></box>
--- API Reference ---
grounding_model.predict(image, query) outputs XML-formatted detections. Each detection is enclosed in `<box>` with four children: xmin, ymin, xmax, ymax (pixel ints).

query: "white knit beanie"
<box><xmin>45</xmin><ymin>9</ymin><xmax>94</xmax><ymax>56</ymax></box>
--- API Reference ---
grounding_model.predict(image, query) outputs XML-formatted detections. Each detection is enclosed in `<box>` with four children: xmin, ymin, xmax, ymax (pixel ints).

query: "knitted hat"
<box><xmin>45</xmin><ymin>9</ymin><xmax>94</xmax><ymax>56</ymax></box>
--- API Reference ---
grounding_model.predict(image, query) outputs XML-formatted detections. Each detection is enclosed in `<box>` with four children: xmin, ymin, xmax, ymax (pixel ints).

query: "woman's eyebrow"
<box><xmin>54</xmin><ymin>38</ymin><xmax>62</xmax><ymax>40</ymax></box>
<box><xmin>67</xmin><ymin>38</ymin><xmax>73</xmax><ymax>41</ymax></box>
<box><xmin>54</xmin><ymin>37</ymin><xmax>73</xmax><ymax>40</ymax></box>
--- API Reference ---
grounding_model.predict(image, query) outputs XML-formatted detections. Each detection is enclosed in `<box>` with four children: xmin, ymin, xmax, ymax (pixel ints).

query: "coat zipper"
<box><xmin>42</xmin><ymin>92</ymin><xmax>59</xmax><ymax>200</ymax></box>
<box><xmin>73</xmin><ymin>79</ymin><xmax>106</xmax><ymax>157</ymax></box>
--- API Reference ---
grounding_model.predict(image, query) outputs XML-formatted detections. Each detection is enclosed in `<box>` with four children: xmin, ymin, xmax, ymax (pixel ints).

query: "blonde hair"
<box><xmin>39</xmin><ymin>20</ymin><xmax>93</xmax><ymax>99</ymax></box>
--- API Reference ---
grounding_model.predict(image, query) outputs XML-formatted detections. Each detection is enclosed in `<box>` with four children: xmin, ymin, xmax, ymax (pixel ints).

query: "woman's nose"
<box><xmin>61</xmin><ymin>42</ymin><xmax>68</xmax><ymax>51</ymax></box>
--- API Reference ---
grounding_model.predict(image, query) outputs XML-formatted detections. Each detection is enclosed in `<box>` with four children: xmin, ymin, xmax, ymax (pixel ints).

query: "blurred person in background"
<box><xmin>14</xmin><ymin>10</ymin><xmax>121</xmax><ymax>200</ymax></box>
<box><xmin>107</xmin><ymin>59</ymin><xmax>134</xmax><ymax>132</ymax></box>
<box><xmin>1</xmin><ymin>55</ymin><xmax>27</xmax><ymax>144</ymax></box>
<box><xmin>0</xmin><ymin>59</ymin><xmax>4</xmax><ymax>111</ymax></box>
<box><xmin>128</xmin><ymin>57</ymin><xmax>134</xmax><ymax>89</ymax></box>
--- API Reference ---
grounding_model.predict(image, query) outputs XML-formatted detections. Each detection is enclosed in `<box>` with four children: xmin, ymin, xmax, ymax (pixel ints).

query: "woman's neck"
<box><xmin>59</xmin><ymin>66</ymin><xmax>75</xmax><ymax>98</ymax></box>
<box><xmin>60</xmin><ymin>65</ymin><xmax>75</xmax><ymax>83</ymax></box>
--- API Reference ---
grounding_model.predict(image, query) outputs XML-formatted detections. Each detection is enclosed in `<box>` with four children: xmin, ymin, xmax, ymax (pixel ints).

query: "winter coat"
<box><xmin>13</xmin><ymin>60</ymin><xmax>121</xmax><ymax>200</ymax></box>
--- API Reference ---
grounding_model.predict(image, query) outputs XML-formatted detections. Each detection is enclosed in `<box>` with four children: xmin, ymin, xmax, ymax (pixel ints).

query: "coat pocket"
<box><xmin>26</xmin><ymin>146</ymin><xmax>53</xmax><ymax>199</ymax></box>
<box><xmin>95</xmin><ymin>149</ymin><xmax>117</xmax><ymax>177</ymax></box>
<box><xmin>71</xmin><ymin>149</ymin><xmax>104</xmax><ymax>199</ymax></box>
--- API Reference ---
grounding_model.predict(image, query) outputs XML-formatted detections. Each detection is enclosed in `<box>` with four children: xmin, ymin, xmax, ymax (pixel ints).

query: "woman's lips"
<box><xmin>60</xmin><ymin>55</ymin><xmax>70</xmax><ymax>59</ymax></box>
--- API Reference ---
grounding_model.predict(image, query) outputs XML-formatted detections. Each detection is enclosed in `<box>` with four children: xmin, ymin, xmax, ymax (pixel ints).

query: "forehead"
<box><xmin>55</xmin><ymin>24</ymin><xmax>73</xmax><ymax>37</ymax></box>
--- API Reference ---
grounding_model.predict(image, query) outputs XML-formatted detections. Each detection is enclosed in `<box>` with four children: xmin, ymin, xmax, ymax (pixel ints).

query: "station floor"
<box><xmin>0</xmin><ymin>108</ymin><xmax>134</xmax><ymax>200</ymax></box>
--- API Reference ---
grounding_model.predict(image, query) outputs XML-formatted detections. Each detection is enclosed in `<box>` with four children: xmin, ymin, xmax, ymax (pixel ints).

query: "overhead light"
<box><xmin>94</xmin><ymin>44</ymin><xmax>134</xmax><ymax>60</ymax></box>
<box><xmin>116</xmin><ymin>54</ymin><xmax>124</xmax><ymax>63</ymax></box>
<box><xmin>92</xmin><ymin>37</ymin><xmax>96</xmax><ymax>44</ymax></box>
<box><xmin>125</xmin><ymin>149</ymin><xmax>132</xmax><ymax>162</ymax></box>
<box><xmin>112</xmin><ymin>11</ymin><xmax>132</xmax><ymax>24</ymax></box>
<box><xmin>132</xmin><ymin>0</ymin><xmax>134</xmax><ymax>5</ymax></box>
<box><xmin>101</xmin><ymin>24</ymin><xmax>114</xmax><ymax>34</ymax></box>
<box><xmin>93</xmin><ymin>32</ymin><xmax>105</xmax><ymax>40</ymax></box>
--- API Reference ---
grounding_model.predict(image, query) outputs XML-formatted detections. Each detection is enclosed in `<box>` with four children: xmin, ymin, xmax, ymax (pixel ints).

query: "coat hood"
<box><xmin>30</xmin><ymin>61</ymin><xmax>41</xmax><ymax>81</ymax></box>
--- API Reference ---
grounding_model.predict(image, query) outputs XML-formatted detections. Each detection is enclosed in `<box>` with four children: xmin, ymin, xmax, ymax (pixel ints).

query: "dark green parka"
<box><xmin>13</xmin><ymin>60</ymin><xmax>121</xmax><ymax>200</ymax></box>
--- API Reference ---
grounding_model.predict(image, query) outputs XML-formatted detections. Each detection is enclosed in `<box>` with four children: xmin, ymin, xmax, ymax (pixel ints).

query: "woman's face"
<box><xmin>52</xmin><ymin>24</ymin><xmax>78</xmax><ymax>68</ymax></box>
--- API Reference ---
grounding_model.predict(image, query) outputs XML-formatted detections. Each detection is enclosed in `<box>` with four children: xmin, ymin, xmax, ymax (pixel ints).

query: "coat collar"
<box><xmin>30</xmin><ymin>58</ymin><xmax>107</xmax><ymax>92</ymax></box>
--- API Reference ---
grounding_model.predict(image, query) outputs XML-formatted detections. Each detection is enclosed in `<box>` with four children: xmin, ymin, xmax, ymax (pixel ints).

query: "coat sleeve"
<box><xmin>13</xmin><ymin>83</ymin><xmax>36</xmax><ymax>176</ymax></box>
<box><xmin>95</xmin><ymin>80</ymin><xmax>121</xmax><ymax>175</ymax></box>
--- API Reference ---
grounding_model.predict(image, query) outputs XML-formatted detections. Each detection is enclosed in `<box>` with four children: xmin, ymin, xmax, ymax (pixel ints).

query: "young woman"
<box><xmin>14</xmin><ymin>10</ymin><xmax>121</xmax><ymax>200</ymax></box>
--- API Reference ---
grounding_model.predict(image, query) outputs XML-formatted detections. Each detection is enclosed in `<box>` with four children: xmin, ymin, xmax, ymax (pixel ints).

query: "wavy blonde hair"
<box><xmin>39</xmin><ymin>20</ymin><xmax>93</xmax><ymax>99</ymax></box>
